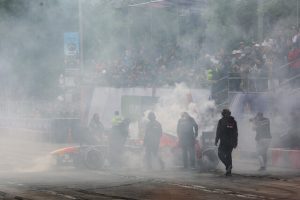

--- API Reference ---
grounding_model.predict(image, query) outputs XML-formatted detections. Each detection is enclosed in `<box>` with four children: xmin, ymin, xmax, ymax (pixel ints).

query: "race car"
<box><xmin>51</xmin><ymin>132</ymin><xmax>218</xmax><ymax>170</ymax></box>
<box><xmin>50</xmin><ymin>140</ymin><xmax>142</xmax><ymax>170</ymax></box>
<box><xmin>51</xmin><ymin>145</ymin><xmax>107</xmax><ymax>170</ymax></box>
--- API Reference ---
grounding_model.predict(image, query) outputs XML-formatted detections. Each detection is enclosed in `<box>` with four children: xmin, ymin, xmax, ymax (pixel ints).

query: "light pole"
<box><xmin>257</xmin><ymin>0</ymin><xmax>264</xmax><ymax>42</ymax></box>
<box><xmin>78</xmin><ymin>0</ymin><xmax>84</xmax><ymax>71</ymax></box>
<box><xmin>78</xmin><ymin>0</ymin><xmax>85</xmax><ymax>124</ymax></box>
<box><xmin>297</xmin><ymin>0</ymin><xmax>299</xmax><ymax>28</ymax></box>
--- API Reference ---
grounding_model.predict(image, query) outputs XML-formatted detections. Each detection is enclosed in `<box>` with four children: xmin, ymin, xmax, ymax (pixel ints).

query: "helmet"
<box><xmin>181</xmin><ymin>112</ymin><xmax>189</xmax><ymax>118</ymax></box>
<box><xmin>256</xmin><ymin>112</ymin><xmax>263</xmax><ymax>118</ymax></box>
<box><xmin>148</xmin><ymin>112</ymin><xmax>156</xmax><ymax>121</ymax></box>
<box><xmin>221</xmin><ymin>109</ymin><xmax>231</xmax><ymax>117</ymax></box>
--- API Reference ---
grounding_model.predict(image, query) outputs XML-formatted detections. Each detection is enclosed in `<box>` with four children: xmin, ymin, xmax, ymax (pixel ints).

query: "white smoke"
<box><xmin>152</xmin><ymin>83</ymin><xmax>217</xmax><ymax>137</ymax></box>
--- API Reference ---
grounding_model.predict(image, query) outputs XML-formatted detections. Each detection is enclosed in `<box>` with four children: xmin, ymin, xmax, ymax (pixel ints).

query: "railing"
<box><xmin>228</xmin><ymin>74</ymin><xmax>269</xmax><ymax>93</ymax></box>
<box><xmin>278</xmin><ymin>72</ymin><xmax>300</xmax><ymax>88</ymax></box>
<box><xmin>212</xmin><ymin>73</ymin><xmax>269</xmax><ymax>108</ymax></box>
<box><xmin>272</xmin><ymin>58</ymin><xmax>300</xmax><ymax>91</ymax></box>
<box><xmin>211</xmin><ymin>57</ymin><xmax>300</xmax><ymax>108</ymax></box>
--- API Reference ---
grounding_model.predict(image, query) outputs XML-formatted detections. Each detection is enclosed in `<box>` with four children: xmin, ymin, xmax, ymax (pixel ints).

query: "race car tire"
<box><xmin>200</xmin><ymin>148</ymin><xmax>219</xmax><ymax>171</ymax></box>
<box><xmin>84</xmin><ymin>148</ymin><xmax>104</xmax><ymax>170</ymax></box>
<box><xmin>73</xmin><ymin>152</ymin><xmax>86</xmax><ymax>169</ymax></box>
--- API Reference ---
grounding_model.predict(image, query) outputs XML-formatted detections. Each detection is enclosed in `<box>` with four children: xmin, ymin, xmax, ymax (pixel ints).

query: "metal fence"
<box><xmin>211</xmin><ymin>59</ymin><xmax>300</xmax><ymax>109</ymax></box>
<box><xmin>211</xmin><ymin>73</ymin><xmax>269</xmax><ymax>108</ymax></box>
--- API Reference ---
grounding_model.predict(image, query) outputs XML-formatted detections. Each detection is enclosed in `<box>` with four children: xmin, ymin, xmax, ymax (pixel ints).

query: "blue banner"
<box><xmin>64</xmin><ymin>32</ymin><xmax>80</xmax><ymax>67</ymax></box>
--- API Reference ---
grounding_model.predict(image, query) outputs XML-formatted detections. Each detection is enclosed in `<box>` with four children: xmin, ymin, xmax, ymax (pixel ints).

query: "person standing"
<box><xmin>109</xmin><ymin>111</ymin><xmax>128</xmax><ymax>168</ymax></box>
<box><xmin>215</xmin><ymin>109</ymin><xmax>238</xmax><ymax>176</ymax></box>
<box><xmin>144</xmin><ymin>112</ymin><xmax>164</xmax><ymax>170</ymax></box>
<box><xmin>177</xmin><ymin>112</ymin><xmax>198</xmax><ymax>169</ymax></box>
<box><xmin>112</xmin><ymin>111</ymin><xmax>123</xmax><ymax>126</ymax></box>
<box><xmin>88</xmin><ymin>113</ymin><xmax>104</xmax><ymax>144</ymax></box>
<box><xmin>250</xmin><ymin>112</ymin><xmax>271</xmax><ymax>171</ymax></box>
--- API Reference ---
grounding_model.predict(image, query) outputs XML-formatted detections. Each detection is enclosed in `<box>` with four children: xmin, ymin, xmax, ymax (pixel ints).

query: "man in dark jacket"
<box><xmin>215</xmin><ymin>109</ymin><xmax>238</xmax><ymax>176</ymax></box>
<box><xmin>109</xmin><ymin>118</ymin><xmax>130</xmax><ymax>168</ymax></box>
<box><xmin>177</xmin><ymin>112</ymin><xmax>198</xmax><ymax>169</ymax></box>
<box><xmin>88</xmin><ymin>113</ymin><xmax>104</xmax><ymax>144</ymax></box>
<box><xmin>250</xmin><ymin>112</ymin><xmax>271</xmax><ymax>171</ymax></box>
<box><xmin>144</xmin><ymin>112</ymin><xmax>164</xmax><ymax>170</ymax></box>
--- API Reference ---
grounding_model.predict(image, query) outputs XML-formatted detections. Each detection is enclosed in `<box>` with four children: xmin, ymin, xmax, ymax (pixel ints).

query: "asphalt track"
<box><xmin>0</xmin><ymin>130</ymin><xmax>299</xmax><ymax>200</ymax></box>
<box><xmin>0</xmin><ymin>168</ymin><xmax>300</xmax><ymax>200</ymax></box>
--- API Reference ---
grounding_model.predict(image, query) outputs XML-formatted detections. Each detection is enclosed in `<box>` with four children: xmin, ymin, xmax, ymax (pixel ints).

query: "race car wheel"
<box><xmin>73</xmin><ymin>152</ymin><xmax>85</xmax><ymax>169</ymax></box>
<box><xmin>200</xmin><ymin>148</ymin><xmax>219</xmax><ymax>170</ymax></box>
<box><xmin>84</xmin><ymin>149</ymin><xmax>104</xmax><ymax>170</ymax></box>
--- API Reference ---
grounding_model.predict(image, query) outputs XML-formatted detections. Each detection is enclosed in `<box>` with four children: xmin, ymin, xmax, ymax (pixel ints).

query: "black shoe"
<box><xmin>225</xmin><ymin>165</ymin><xmax>232</xmax><ymax>176</ymax></box>
<box><xmin>225</xmin><ymin>171</ymin><xmax>232</xmax><ymax>176</ymax></box>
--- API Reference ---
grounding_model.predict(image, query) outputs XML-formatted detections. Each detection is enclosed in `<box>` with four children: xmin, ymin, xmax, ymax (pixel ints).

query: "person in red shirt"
<box><xmin>287</xmin><ymin>42</ymin><xmax>300</xmax><ymax>87</ymax></box>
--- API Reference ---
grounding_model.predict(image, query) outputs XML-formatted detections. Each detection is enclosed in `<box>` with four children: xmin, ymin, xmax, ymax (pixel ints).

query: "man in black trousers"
<box><xmin>215</xmin><ymin>109</ymin><xmax>238</xmax><ymax>176</ymax></box>
<box><xmin>177</xmin><ymin>112</ymin><xmax>198</xmax><ymax>169</ymax></box>
<box><xmin>144</xmin><ymin>112</ymin><xmax>164</xmax><ymax>170</ymax></box>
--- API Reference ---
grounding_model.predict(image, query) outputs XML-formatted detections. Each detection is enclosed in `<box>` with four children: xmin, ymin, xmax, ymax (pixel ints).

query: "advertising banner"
<box><xmin>64</xmin><ymin>32</ymin><xmax>80</xmax><ymax>67</ymax></box>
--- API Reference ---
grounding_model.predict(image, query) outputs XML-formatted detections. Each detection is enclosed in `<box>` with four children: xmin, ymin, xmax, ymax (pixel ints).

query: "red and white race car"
<box><xmin>51</xmin><ymin>132</ymin><xmax>218</xmax><ymax>170</ymax></box>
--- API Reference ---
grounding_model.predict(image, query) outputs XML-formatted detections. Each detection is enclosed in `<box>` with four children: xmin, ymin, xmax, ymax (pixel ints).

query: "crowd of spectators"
<box><xmin>208</xmin><ymin>26</ymin><xmax>300</xmax><ymax>105</ymax></box>
<box><xmin>7</xmin><ymin>26</ymin><xmax>298</xmax><ymax>121</ymax></box>
<box><xmin>88</xmin><ymin>48</ymin><xmax>207</xmax><ymax>88</ymax></box>
<box><xmin>85</xmin><ymin>27</ymin><xmax>300</xmax><ymax>92</ymax></box>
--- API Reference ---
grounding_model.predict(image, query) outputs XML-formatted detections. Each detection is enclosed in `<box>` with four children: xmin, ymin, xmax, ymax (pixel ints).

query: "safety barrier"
<box><xmin>0</xmin><ymin>117</ymin><xmax>52</xmax><ymax>130</ymax></box>
<box><xmin>0</xmin><ymin>117</ymin><xmax>81</xmax><ymax>143</ymax></box>
<box><xmin>270</xmin><ymin>148</ymin><xmax>300</xmax><ymax>169</ymax></box>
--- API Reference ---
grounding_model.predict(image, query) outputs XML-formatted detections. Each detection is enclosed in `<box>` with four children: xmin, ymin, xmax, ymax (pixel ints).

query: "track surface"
<box><xmin>0</xmin><ymin>130</ymin><xmax>299</xmax><ymax>200</ymax></box>
<box><xmin>0</xmin><ymin>168</ymin><xmax>299</xmax><ymax>200</ymax></box>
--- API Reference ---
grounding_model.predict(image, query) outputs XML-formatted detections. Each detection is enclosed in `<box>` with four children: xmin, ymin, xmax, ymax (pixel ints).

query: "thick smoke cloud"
<box><xmin>0</xmin><ymin>0</ymin><xmax>299</xmax><ymax>174</ymax></box>
<box><xmin>153</xmin><ymin>83</ymin><xmax>216</xmax><ymax>136</ymax></box>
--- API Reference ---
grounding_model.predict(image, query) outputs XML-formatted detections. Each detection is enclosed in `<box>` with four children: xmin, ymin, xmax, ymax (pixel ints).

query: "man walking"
<box><xmin>177</xmin><ymin>112</ymin><xmax>198</xmax><ymax>169</ymax></box>
<box><xmin>250</xmin><ymin>112</ymin><xmax>271</xmax><ymax>171</ymax></box>
<box><xmin>144</xmin><ymin>112</ymin><xmax>164</xmax><ymax>170</ymax></box>
<box><xmin>215</xmin><ymin>109</ymin><xmax>238</xmax><ymax>176</ymax></box>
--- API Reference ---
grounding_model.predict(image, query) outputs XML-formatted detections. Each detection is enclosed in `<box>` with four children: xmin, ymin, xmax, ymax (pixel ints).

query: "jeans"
<box><xmin>256</xmin><ymin>138</ymin><xmax>271</xmax><ymax>168</ymax></box>
<box><xmin>182</xmin><ymin>145</ymin><xmax>196</xmax><ymax>168</ymax></box>
<box><xmin>145</xmin><ymin>146</ymin><xmax>164</xmax><ymax>170</ymax></box>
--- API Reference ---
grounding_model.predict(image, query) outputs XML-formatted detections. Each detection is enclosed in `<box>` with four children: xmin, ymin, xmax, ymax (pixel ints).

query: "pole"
<box><xmin>257</xmin><ymin>0</ymin><xmax>264</xmax><ymax>42</ymax></box>
<box><xmin>78</xmin><ymin>0</ymin><xmax>84</xmax><ymax>126</ymax></box>
<box><xmin>177</xmin><ymin>4</ymin><xmax>180</xmax><ymax>46</ymax></box>
<box><xmin>150</xmin><ymin>5</ymin><xmax>153</xmax><ymax>46</ymax></box>
<box><xmin>78</xmin><ymin>0</ymin><xmax>84</xmax><ymax>70</ymax></box>
<box><xmin>127</xmin><ymin>9</ymin><xmax>130</xmax><ymax>48</ymax></box>
<box><xmin>297</xmin><ymin>0</ymin><xmax>299</xmax><ymax>28</ymax></box>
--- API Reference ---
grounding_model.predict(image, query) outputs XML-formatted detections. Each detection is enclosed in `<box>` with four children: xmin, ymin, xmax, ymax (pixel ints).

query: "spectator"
<box><xmin>177</xmin><ymin>112</ymin><xmax>198</xmax><ymax>169</ymax></box>
<box><xmin>144</xmin><ymin>112</ymin><xmax>164</xmax><ymax>170</ymax></box>
<box><xmin>229</xmin><ymin>50</ymin><xmax>242</xmax><ymax>91</ymax></box>
<box><xmin>287</xmin><ymin>41</ymin><xmax>300</xmax><ymax>87</ymax></box>
<box><xmin>88</xmin><ymin>113</ymin><xmax>105</xmax><ymax>144</ymax></box>
<box><xmin>250</xmin><ymin>112</ymin><xmax>272</xmax><ymax>171</ymax></box>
